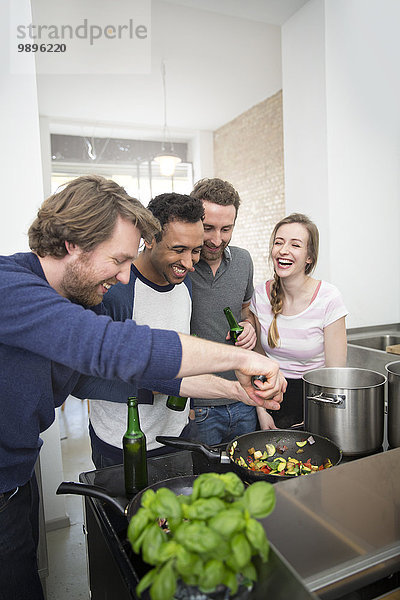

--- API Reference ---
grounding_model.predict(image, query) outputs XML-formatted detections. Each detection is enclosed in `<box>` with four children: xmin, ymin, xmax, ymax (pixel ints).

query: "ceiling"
<box><xmin>37</xmin><ymin>0</ymin><xmax>310</xmax><ymax>136</ymax></box>
<box><xmin>161</xmin><ymin>0</ymin><xmax>310</xmax><ymax>25</ymax></box>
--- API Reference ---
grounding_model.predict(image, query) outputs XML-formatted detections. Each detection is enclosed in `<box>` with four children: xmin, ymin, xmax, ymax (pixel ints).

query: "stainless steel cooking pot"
<box><xmin>385</xmin><ymin>361</ymin><xmax>400</xmax><ymax>448</ymax></box>
<box><xmin>303</xmin><ymin>367</ymin><xmax>386</xmax><ymax>456</ymax></box>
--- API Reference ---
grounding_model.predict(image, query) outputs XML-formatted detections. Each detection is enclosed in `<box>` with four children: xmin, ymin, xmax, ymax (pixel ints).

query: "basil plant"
<box><xmin>127</xmin><ymin>471</ymin><xmax>276</xmax><ymax>600</ymax></box>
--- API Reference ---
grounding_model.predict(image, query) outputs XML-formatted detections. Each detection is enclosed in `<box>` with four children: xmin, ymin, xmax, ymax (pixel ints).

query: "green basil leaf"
<box><xmin>157</xmin><ymin>540</ymin><xmax>181</xmax><ymax>563</ymax></box>
<box><xmin>222</xmin><ymin>567</ymin><xmax>238</xmax><ymax>596</ymax></box>
<box><xmin>243</xmin><ymin>481</ymin><xmax>276</xmax><ymax>518</ymax></box>
<box><xmin>140</xmin><ymin>489</ymin><xmax>156</xmax><ymax>510</ymax></box>
<box><xmin>231</xmin><ymin>533</ymin><xmax>252</xmax><ymax>569</ymax></box>
<box><xmin>181</xmin><ymin>573</ymin><xmax>200</xmax><ymax>587</ymax></box>
<box><xmin>265</xmin><ymin>460</ymin><xmax>280</xmax><ymax>470</ymax></box>
<box><xmin>153</xmin><ymin>488</ymin><xmax>183</xmax><ymax>519</ymax></box>
<box><xmin>150</xmin><ymin>561</ymin><xmax>176</xmax><ymax>600</ymax></box>
<box><xmin>185</xmin><ymin>497</ymin><xmax>225</xmax><ymax>520</ymax></box>
<box><xmin>177</xmin><ymin>493</ymin><xmax>191</xmax><ymax>504</ymax></box>
<box><xmin>165</xmin><ymin>517</ymin><xmax>183</xmax><ymax>533</ymax></box>
<box><xmin>136</xmin><ymin>567</ymin><xmax>158</xmax><ymax>597</ymax></box>
<box><xmin>142</xmin><ymin>524</ymin><xmax>166</xmax><ymax>565</ymax></box>
<box><xmin>173</xmin><ymin>521</ymin><xmax>190</xmax><ymax>541</ymax></box>
<box><xmin>199</xmin><ymin>559</ymin><xmax>225</xmax><ymax>593</ymax></box>
<box><xmin>212</xmin><ymin>537</ymin><xmax>231</xmax><ymax>561</ymax></box>
<box><xmin>241</xmin><ymin>561</ymin><xmax>257</xmax><ymax>582</ymax></box>
<box><xmin>225</xmin><ymin>553</ymin><xmax>240</xmax><ymax>572</ymax></box>
<box><xmin>175</xmin><ymin>522</ymin><xmax>221</xmax><ymax>553</ymax></box>
<box><xmin>131</xmin><ymin>525</ymin><xmax>150</xmax><ymax>555</ymax></box>
<box><xmin>176</xmin><ymin>546</ymin><xmax>203</xmax><ymax>578</ymax></box>
<box><xmin>192</xmin><ymin>473</ymin><xmax>226</xmax><ymax>499</ymax></box>
<box><xmin>245</xmin><ymin>518</ymin><xmax>269</xmax><ymax>561</ymax></box>
<box><xmin>208</xmin><ymin>508</ymin><xmax>245</xmax><ymax>538</ymax></box>
<box><xmin>219</xmin><ymin>472</ymin><xmax>245</xmax><ymax>497</ymax></box>
<box><xmin>127</xmin><ymin>507</ymin><xmax>152</xmax><ymax>543</ymax></box>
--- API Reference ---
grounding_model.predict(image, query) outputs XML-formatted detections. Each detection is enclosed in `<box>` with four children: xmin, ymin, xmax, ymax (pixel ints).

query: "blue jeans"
<box><xmin>194</xmin><ymin>403</ymin><xmax>257</xmax><ymax>446</ymax></box>
<box><xmin>0</xmin><ymin>475</ymin><xmax>44</xmax><ymax>600</ymax></box>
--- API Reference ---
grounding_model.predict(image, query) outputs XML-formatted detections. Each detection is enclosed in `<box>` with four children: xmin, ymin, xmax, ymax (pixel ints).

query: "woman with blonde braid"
<box><xmin>250</xmin><ymin>213</ymin><xmax>348</xmax><ymax>429</ymax></box>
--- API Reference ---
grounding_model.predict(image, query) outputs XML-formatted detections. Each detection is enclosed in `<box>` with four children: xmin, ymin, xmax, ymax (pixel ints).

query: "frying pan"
<box><xmin>156</xmin><ymin>429</ymin><xmax>342</xmax><ymax>483</ymax></box>
<box><xmin>56</xmin><ymin>475</ymin><xmax>197</xmax><ymax>521</ymax></box>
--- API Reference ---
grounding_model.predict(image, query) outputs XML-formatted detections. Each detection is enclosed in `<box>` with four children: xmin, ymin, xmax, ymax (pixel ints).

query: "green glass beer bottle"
<box><xmin>166</xmin><ymin>394</ymin><xmax>188</xmax><ymax>411</ymax></box>
<box><xmin>223</xmin><ymin>306</ymin><xmax>244</xmax><ymax>344</ymax></box>
<box><xmin>123</xmin><ymin>397</ymin><xmax>148</xmax><ymax>499</ymax></box>
<box><xmin>166</xmin><ymin>333</ymin><xmax>197</xmax><ymax>411</ymax></box>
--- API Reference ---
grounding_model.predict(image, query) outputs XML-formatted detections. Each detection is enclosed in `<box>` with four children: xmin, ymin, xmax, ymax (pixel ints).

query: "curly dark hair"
<box><xmin>28</xmin><ymin>175</ymin><xmax>160</xmax><ymax>257</ymax></box>
<box><xmin>147</xmin><ymin>193</ymin><xmax>205</xmax><ymax>242</ymax></box>
<box><xmin>190</xmin><ymin>178</ymin><xmax>241</xmax><ymax>216</ymax></box>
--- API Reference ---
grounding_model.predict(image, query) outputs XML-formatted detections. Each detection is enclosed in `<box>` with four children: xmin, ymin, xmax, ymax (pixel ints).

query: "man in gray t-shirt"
<box><xmin>189</xmin><ymin>178</ymin><xmax>258</xmax><ymax>445</ymax></box>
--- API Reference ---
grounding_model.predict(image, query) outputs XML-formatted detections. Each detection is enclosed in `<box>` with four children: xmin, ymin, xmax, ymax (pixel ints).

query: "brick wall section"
<box><xmin>213</xmin><ymin>90</ymin><xmax>285</xmax><ymax>286</ymax></box>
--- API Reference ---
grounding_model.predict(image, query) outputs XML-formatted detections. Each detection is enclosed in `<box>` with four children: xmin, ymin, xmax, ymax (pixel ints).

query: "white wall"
<box><xmin>36</xmin><ymin>0</ymin><xmax>283</xmax><ymax>183</ymax></box>
<box><xmin>282</xmin><ymin>0</ymin><xmax>331</xmax><ymax>281</ymax></box>
<box><xmin>1</xmin><ymin>0</ymin><xmax>68</xmax><ymax>527</ymax></box>
<box><xmin>36</xmin><ymin>0</ymin><xmax>282</xmax><ymax>132</ymax></box>
<box><xmin>325</xmin><ymin>0</ymin><xmax>400</xmax><ymax>327</ymax></box>
<box><xmin>190</xmin><ymin>130</ymin><xmax>214</xmax><ymax>181</ymax></box>
<box><xmin>282</xmin><ymin>0</ymin><xmax>400</xmax><ymax>328</ymax></box>
<box><xmin>1</xmin><ymin>2</ymin><xmax>43</xmax><ymax>253</ymax></box>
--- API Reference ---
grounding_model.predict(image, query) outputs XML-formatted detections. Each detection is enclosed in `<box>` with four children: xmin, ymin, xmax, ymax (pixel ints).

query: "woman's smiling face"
<box><xmin>271</xmin><ymin>222</ymin><xmax>312</xmax><ymax>278</ymax></box>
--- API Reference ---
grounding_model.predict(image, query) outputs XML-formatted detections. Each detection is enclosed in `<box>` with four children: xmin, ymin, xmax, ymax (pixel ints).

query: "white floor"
<box><xmin>45</xmin><ymin>397</ymin><xmax>93</xmax><ymax>600</ymax></box>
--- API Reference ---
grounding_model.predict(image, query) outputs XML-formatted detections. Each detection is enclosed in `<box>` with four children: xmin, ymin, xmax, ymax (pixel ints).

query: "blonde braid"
<box><xmin>267</xmin><ymin>272</ymin><xmax>284</xmax><ymax>348</ymax></box>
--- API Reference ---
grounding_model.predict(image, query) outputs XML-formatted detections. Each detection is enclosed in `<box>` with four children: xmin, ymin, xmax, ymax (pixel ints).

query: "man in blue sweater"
<box><xmin>0</xmin><ymin>175</ymin><xmax>285</xmax><ymax>599</ymax></box>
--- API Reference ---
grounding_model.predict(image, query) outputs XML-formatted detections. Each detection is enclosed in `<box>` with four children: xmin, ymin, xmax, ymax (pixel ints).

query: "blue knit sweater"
<box><xmin>0</xmin><ymin>252</ymin><xmax>182</xmax><ymax>492</ymax></box>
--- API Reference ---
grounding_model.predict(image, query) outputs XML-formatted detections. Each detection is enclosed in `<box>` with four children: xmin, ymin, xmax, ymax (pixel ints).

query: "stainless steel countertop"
<box><xmin>347</xmin><ymin>323</ymin><xmax>400</xmax><ymax>377</ymax></box>
<box><xmin>264</xmin><ymin>447</ymin><xmax>400</xmax><ymax>598</ymax></box>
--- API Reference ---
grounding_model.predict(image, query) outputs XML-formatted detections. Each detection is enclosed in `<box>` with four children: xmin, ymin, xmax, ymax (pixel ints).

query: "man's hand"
<box><xmin>231</xmin><ymin>378</ymin><xmax>283</xmax><ymax>411</ymax></box>
<box><xmin>256</xmin><ymin>406</ymin><xmax>278</xmax><ymax>430</ymax></box>
<box><xmin>234</xmin><ymin>353</ymin><xmax>287</xmax><ymax>409</ymax></box>
<box><xmin>176</xmin><ymin>333</ymin><xmax>287</xmax><ymax>403</ymax></box>
<box><xmin>225</xmin><ymin>321</ymin><xmax>256</xmax><ymax>350</ymax></box>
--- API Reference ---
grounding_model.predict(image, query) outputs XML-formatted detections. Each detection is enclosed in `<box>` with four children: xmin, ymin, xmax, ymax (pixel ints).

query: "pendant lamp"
<box><xmin>154</xmin><ymin>61</ymin><xmax>181</xmax><ymax>177</ymax></box>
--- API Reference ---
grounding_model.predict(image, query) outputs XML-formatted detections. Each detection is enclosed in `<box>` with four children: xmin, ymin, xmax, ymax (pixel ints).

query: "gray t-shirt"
<box><xmin>189</xmin><ymin>246</ymin><xmax>254</xmax><ymax>406</ymax></box>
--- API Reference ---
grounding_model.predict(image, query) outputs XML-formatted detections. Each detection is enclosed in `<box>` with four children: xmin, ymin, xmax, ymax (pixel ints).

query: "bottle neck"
<box><xmin>126</xmin><ymin>398</ymin><xmax>142</xmax><ymax>436</ymax></box>
<box><xmin>224</xmin><ymin>308</ymin><xmax>239</xmax><ymax>329</ymax></box>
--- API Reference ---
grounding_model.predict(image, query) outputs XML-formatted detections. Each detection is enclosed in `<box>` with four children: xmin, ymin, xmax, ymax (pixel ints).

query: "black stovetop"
<box><xmin>79</xmin><ymin>438</ymin><xmax>399</xmax><ymax>600</ymax></box>
<box><xmin>80</xmin><ymin>449</ymin><xmax>317</xmax><ymax>600</ymax></box>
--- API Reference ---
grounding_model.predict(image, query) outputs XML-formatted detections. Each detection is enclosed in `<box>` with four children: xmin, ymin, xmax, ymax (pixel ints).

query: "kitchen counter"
<box><xmin>265</xmin><ymin>447</ymin><xmax>400</xmax><ymax>598</ymax></box>
<box><xmin>347</xmin><ymin>323</ymin><xmax>400</xmax><ymax>377</ymax></box>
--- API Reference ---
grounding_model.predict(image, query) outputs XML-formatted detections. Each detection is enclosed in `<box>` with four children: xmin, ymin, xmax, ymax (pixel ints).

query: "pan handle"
<box><xmin>56</xmin><ymin>481</ymin><xmax>126</xmax><ymax>516</ymax></box>
<box><xmin>156</xmin><ymin>436</ymin><xmax>221</xmax><ymax>462</ymax></box>
<box><xmin>307</xmin><ymin>392</ymin><xmax>346</xmax><ymax>407</ymax></box>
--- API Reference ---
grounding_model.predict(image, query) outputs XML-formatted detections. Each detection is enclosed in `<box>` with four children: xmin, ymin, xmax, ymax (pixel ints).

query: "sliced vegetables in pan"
<box><xmin>230</xmin><ymin>436</ymin><xmax>333</xmax><ymax>477</ymax></box>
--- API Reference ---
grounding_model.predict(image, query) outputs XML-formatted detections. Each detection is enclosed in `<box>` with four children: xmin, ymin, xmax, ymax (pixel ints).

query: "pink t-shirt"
<box><xmin>250</xmin><ymin>280</ymin><xmax>348</xmax><ymax>379</ymax></box>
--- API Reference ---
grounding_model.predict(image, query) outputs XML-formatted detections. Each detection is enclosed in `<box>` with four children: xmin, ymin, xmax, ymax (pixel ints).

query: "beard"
<box><xmin>60</xmin><ymin>254</ymin><xmax>105</xmax><ymax>306</ymax></box>
<box><xmin>201</xmin><ymin>241</ymin><xmax>228</xmax><ymax>263</ymax></box>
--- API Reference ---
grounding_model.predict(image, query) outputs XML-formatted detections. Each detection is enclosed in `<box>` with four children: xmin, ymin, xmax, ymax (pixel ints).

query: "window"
<box><xmin>51</xmin><ymin>134</ymin><xmax>193</xmax><ymax>205</ymax></box>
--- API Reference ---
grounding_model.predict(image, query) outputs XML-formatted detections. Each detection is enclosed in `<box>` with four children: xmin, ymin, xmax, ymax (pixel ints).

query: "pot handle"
<box><xmin>307</xmin><ymin>392</ymin><xmax>346</xmax><ymax>406</ymax></box>
<box><xmin>156</xmin><ymin>436</ymin><xmax>221</xmax><ymax>462</ymax></box>
<box><xmin>56</xmin><ymin>481</ymin><xmax>126</xmax><ymax>516</ymax></box>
